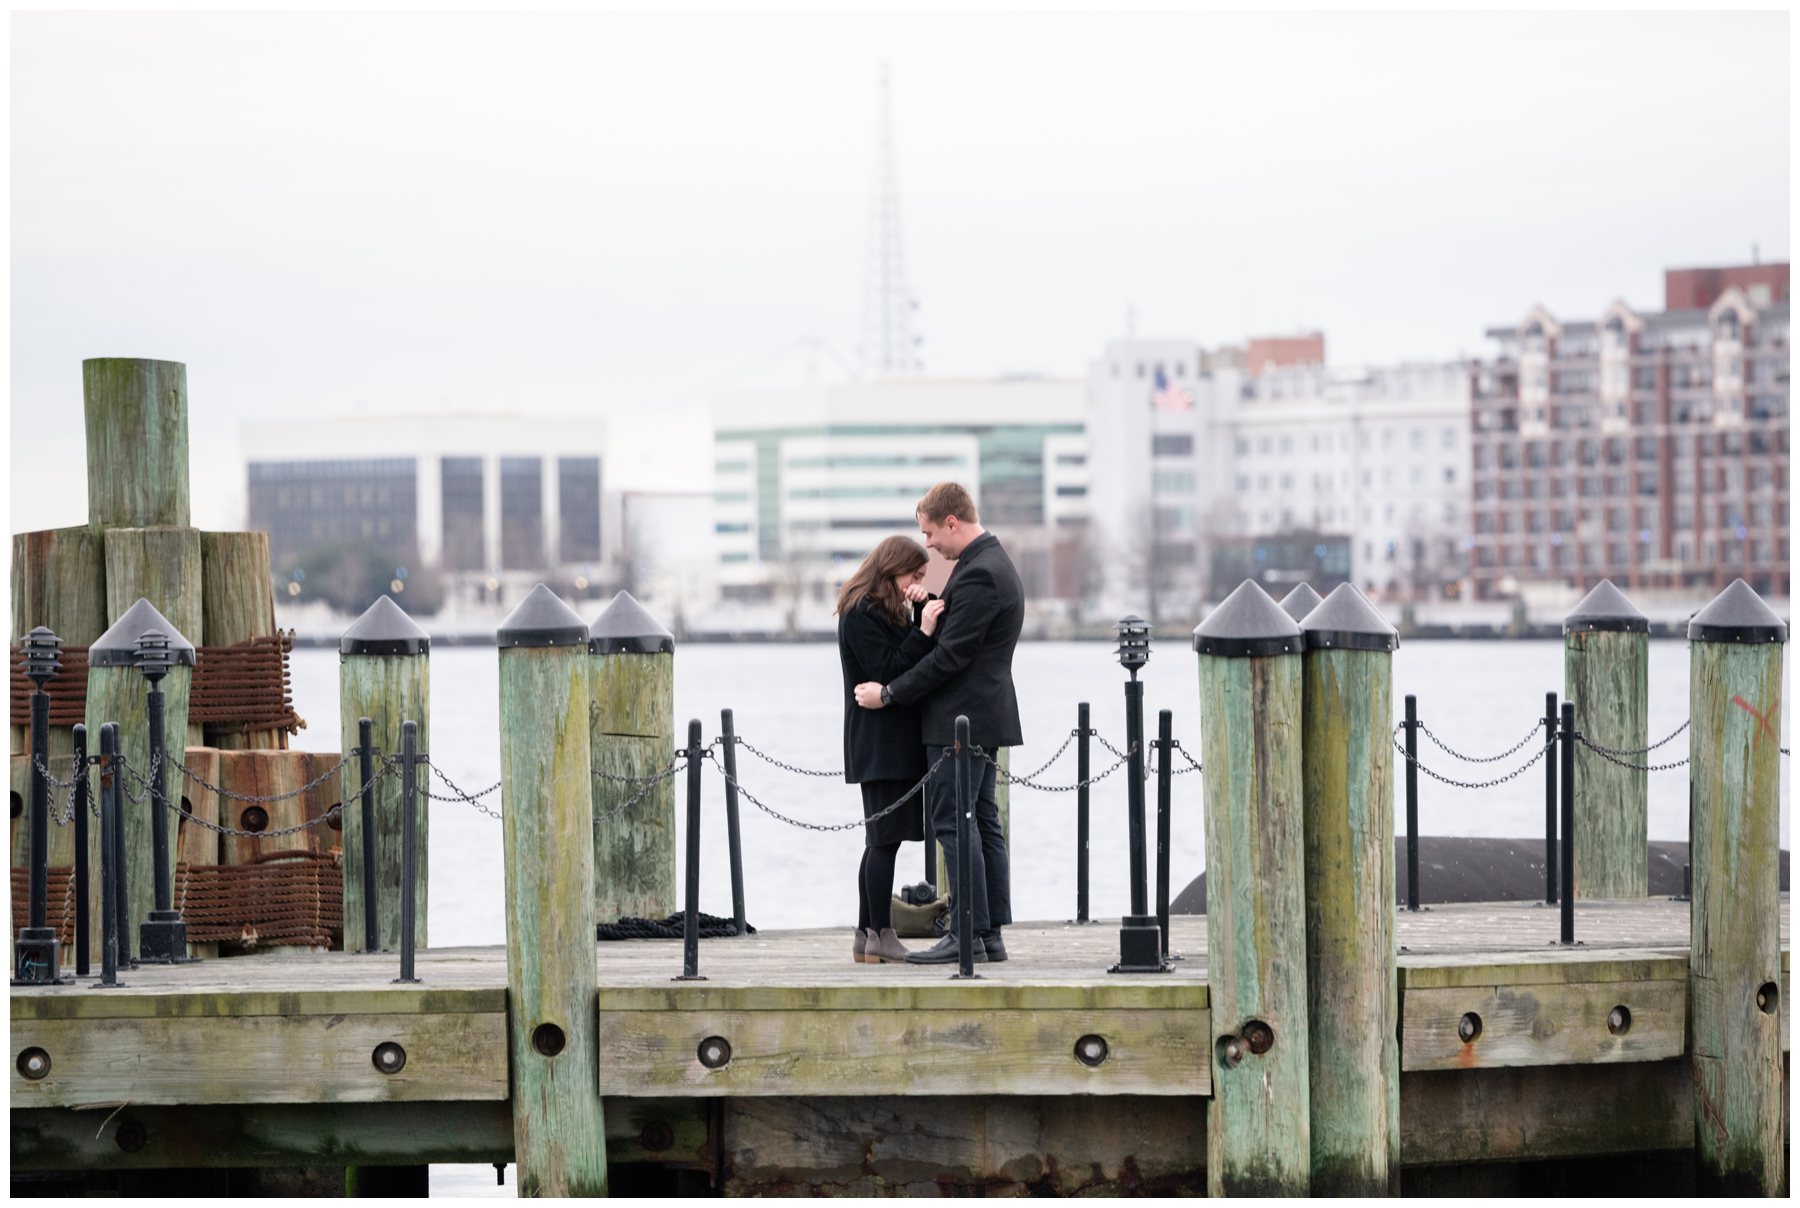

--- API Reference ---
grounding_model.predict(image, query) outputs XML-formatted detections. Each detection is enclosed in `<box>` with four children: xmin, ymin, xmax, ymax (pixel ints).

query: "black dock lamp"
<box><xmin>135</xmin><ymin>629</ymin><xmax>195</xmax><ymax>964</ymax></box>
<box><xmin>14</xmin><ymin>627</ymin><xmax>71</xmax><ymax>986</ymax></box>
<box><xmin>1111</xmin><ymin>615</ymin><xmax>1168</xmax><ymax>974</ymax></box>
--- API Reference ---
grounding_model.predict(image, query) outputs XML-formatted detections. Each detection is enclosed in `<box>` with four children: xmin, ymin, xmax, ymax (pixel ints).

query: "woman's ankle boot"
<box><xmin>853</xmin><ymin>927</ymin><xmax>868</xmax><ymax>963</ymax></box>
<box><xmin>867</xmin><ymin>927</ymin><xmax>912</xmax><ymax>963</ymax></box>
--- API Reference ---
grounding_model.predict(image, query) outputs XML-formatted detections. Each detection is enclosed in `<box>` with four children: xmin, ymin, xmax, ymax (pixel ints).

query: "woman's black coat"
<box><xmin>838</xmin><ymin>598</ymin><xmax>933</xmax><ymax>784</ymax></box>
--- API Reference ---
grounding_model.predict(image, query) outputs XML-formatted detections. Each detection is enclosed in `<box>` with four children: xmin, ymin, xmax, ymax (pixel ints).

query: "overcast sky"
<box><xmin>10</xmin><ymin>9</ymin><xmax>1789</xmax><ymax>534</ymax></box>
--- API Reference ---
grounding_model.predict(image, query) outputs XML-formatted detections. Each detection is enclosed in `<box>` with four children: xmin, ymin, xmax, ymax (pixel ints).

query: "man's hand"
<box><xmin>919</xmin><ymin>598</ymin><xmax>947</xmax><ymax>637</ymax></box>
<box><xmin>903</xmin><ymin>582</ymin><xmax>931</xmax><ymax>604</ymax></box>
<box><xmin>854</xmin><ymin>682</ymin><xmax>887</xmax><ymax>710</ymax></box>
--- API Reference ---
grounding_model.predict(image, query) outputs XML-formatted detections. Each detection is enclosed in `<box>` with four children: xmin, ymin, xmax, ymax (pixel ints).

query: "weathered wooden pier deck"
<box><xmin>12</xmin><ymin>901</ymin><xmax>1789</xmax><ymax>1193</ymax></box>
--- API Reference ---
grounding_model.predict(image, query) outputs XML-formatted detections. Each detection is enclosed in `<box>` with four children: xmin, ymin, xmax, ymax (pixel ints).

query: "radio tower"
<box><xmin>859</xmin><ymin>62</ymin><xmax>921</xmax><ymax>378</ymax></box>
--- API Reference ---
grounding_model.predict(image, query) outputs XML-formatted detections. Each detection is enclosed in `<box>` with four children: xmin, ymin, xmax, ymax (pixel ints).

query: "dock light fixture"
<box><xmin>14</xmin><ymin>627</ymin><xmax>70</xmax><ymax>986</ymax></box>
<box><xmin>135</xmin><ymin>630</ymin><xmax>195</xmax><ymax>965</ymax></box>
<box><xmin>1110</xmin><ymin>615</ymin><xmax>1168</xmax><ymax>975</ymax></box>
<box><xmin>1115</xmin><ymin>615</ymin><xmax>1151</xmax><ymax>676</ymax></box>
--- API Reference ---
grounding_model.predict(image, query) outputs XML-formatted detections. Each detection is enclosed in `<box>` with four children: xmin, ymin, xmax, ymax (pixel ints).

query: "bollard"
<box><xmin>1300</xmin><ymin>584</ymin><xmax>1400</xmax><ymax>1195</ymax></box>
<box><xmin>675</xmin><ymin>720</ymin><xmax>705</xmax><ymax>981</ymax></box>
<box><xmin>1558</xmin><ymin>703</ymin><xmax>1576</xmax><ymax>945</ymax></box>
<box><xmin>72</xmin><ymin>724</ymin><xmax>90</xmax><ymax>977</ymax></box>
<box><xmin>719</xmin><ymin>709</ymin><xmax>748</xmax><ymax>937</ymax></box>
<box><xmin>339</xmin><ymin>595</ymin><xmax>432</xmax><ymax>954</ymax></box>
<box><xmin>1686</xmin><ymin>580</ymin><xmax>1785</xmax><ymax>1194</ymax></box>
<box><xmin>1111</xmin><ymin>616</ymin><xmax>1165</xmax><ymax>974</ymax></box>
<box><xmin>85</xmin><ymin>598</ymin><xmax>193</xmax><ymax>961</ymax></box>
<box><xmin>394</xmin><ymin>721</ymin><xmax>422</xmax><ymax>985</ymax></box>
<box><xmin>83</xmin><ymin>358</ymin><xmax>191</xmax><ymax>530</ymax></box>
<box><xmin>1155</xmin><ymin>709</ymin><xmax>1173</xmax><ymax>963</ymax></box>
<box><xmin>1075</xmin><ymin>701</ymin><xmax>1091</xmax><ymax>924</ymax></box>
<box><xmin>951</xmin><ymin>715</ymin><xmax>979</xmax><ymax>980</ymax></box>
<box><xmin>97</xmin><ymin>723</ymin><xmax>123</xmax><ymax>988</ymax></box>
<box><xmin>1543</xmin><ymin>690</ymin><xmax>1559</xmax><ymax>904</ymax></box>
<box><xmin>1563</xmin><ymin>580</ymin><xmax>1649</xmax><ymax>898</ymax></box>
<box><xmin>13</xmin><ymin>628</ymin><xmax>67</xmax><ymax>986</ymax></box>
<box><xmin>1194</xmin><ymin>580</ymin><xmax>1310</xmax><ymax>1195</ymax></box>
<box><xmin>587</xmin><ymin>591</ymin><xmax>677</xmax><ymax>924</ymax></box>
<box><xmin>135</xmin><ymin>630</ymin><xmax>193</xmax><ymax>964</ymax></box>
<box><xmin>496</xmin><ymin>583</ymin><xmax>607</xmax><ymax>1196</ymax></box>
<box><xmin>1278</xmin><ymin>582</ymin><xmax>1323</xmax><ymax>624</ymax></box>
<box><xmin>1403</xmin><ymin>695</ymin><xmax>1420</xmax><ymax>912</ymax></box>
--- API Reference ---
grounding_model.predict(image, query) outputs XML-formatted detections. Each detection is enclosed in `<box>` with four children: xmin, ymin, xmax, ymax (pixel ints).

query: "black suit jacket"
<box><xmin>886</xmin><ymin>531</ymin><xmax>1025</xmax><ymax>749</ymax></box>
<box><xmin>838</xmin><ymin>599</ymin><xmax>933</xmax><ymax>783</ymax></box>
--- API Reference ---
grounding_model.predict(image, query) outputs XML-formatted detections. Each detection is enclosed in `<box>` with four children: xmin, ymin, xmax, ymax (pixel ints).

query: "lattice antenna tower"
<box><xmin>859</xmin><ymin>62</ymin><xmax>922</xmax><ymax>378</ymax></box>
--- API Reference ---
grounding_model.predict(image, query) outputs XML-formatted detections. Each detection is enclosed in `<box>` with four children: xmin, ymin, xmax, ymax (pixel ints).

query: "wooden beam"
<box><xmin>1401</xmin><ymin>980</ymin><xmax>1685</xmax><ymax>1071</ymax></box>
<box><xmin>82</xmin><ymin>358</ymin><xmax>190</xmax><ymax>530</ymax></box>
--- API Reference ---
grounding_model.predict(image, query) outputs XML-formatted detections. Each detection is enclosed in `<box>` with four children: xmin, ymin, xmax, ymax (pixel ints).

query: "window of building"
<box><xmin>558</xmin><ymin>457</ymin><xmax>602</xmax><ymax>564</ymax></box>
<box><xmin>499</xmin><ymin>457</ymin><xmax>544</xmax><ymax>571</ymax></box>
<box><xmin>440</xmin><ymin>457</ymin><xmax>485</xmax><ymax>572</ymax></box>
<box><xmin>1152</xmin><ymin>434</ymin><xmax>1194</xmax><ymax>457</ymax></box>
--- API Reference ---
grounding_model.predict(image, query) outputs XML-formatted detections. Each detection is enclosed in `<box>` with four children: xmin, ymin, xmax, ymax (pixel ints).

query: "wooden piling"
<box><xmin>498</xmin><ymin>583</ymin><xmax>607</xmax><ymax>1196</ymax></box>
<box><xmin>1563</xmin><ymin>579</ymin><xmax>1649</xmax><ymax>899</ymax></box>
<box><xmin>201</xmin><ymin>531</ymin><xmax>282</xmax><ymax>750</ymax></box>
<box><xmin>1686</xmin><ymin>579</ymin><xmax>1785</xmax><ymax>1195</ymax></box>
<box><xmin>83</xmin><ymin>358</ymin><xmax>190</xmax><ymax>530</ymax></box>
<box><xmin>1300</xmin><ymin>584</ymin><xmax>1400</xmax><ymax>1195</ymax></box>
<box><xmin>1192</xmin><ymin>579</ymin><xmax>1310</xmax><ymax>1196</ymax></box>
<box><xmin>587</xmin><ymin>591</ymin><xmax>676</xmax><ymax>924</ymax></box>
<box><xmin>339</xmin><ymin>596</ymin><xmax>431</xmax><ymax>953</ymax></box>
<box><xmin>84</xmin><ymin>599</ymin><xmax>195</xmax><ymax>960</ymax></box>
<box><xmin>104</xmin><ymin>527</ymin><xmax>204</xmax><ymax>748</ymax></box>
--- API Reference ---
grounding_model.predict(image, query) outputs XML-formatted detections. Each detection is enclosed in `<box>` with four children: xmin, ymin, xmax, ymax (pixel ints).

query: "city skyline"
<box><xmin>11</xmin><ymin>10</ymin><xmax>1789</xmax><ymax>536</ymax></box>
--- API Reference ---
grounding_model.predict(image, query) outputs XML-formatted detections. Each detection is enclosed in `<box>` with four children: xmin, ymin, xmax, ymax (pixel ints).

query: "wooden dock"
<box><xmin>12</xmin><ymin>900</ymin><xmax>1789</xmax><ymax>1193</ymax></box>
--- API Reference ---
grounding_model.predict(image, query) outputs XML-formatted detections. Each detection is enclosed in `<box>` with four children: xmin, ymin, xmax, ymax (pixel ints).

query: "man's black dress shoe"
<box><xmin>980</xmin><ymin>931</ymin><xmax>1008</xmax><ymax>962</ymax></box>
<box><xmin>904</xmin><ymin>934</ymin><xmax>988</xmax><ymax>964</ymax></box>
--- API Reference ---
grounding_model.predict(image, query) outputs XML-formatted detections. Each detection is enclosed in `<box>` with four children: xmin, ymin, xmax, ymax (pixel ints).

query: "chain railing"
<box><xmin>1575</xmin><ymin>734</ymin><xmax>1690</xmax><ymax>774</ymax></box>
<box><xmin>1417</xmin><ymin>719</ymin><xmax>1544</xmax><ymax>765</ymax></box>
<box><xmin>712</xmin><ymin>746</ymin><xmax>949</xmax><ymax>834</ymax></box>
<box><xmin>172</xmin><ymin>752</ymin><xmax>356</xmax><ymax>804</ymax></box>
<box><xmin>1394</xmin><ymin>733</ymin><xmax>1556</xmax><ymax>790</ymax></box>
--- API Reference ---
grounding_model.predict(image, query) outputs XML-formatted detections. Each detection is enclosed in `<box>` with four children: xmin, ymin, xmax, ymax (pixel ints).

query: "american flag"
<box><xmin>1152</xmin><ymin>366</ymin><xmax>1193</xmax><ymax>412</ymax></box>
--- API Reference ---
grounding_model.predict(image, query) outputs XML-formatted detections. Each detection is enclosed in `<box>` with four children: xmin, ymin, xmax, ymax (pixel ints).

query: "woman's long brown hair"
<box><xmin>835</xmin><ymin>535</ymin><xmax>929</xmax><ymax>626</ymax></box>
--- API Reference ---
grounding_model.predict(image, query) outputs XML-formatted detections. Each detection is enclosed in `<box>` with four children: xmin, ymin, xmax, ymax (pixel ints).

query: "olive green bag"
<box><xmin>889</xmin><ymin>893</ymin><xmax>949</xmax><ymax>939</ymax></box>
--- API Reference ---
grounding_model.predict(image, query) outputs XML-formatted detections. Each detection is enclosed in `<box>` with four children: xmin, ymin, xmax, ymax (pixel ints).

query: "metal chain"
<box><xmin>594</xmin><ymin>757</ymin><xmax>686</xmax><ymax>822</ymax></box>
<box><xmin>1581</xmin><ymin>719</ymin><xmax>1689</xmax><ymax>759</ymax></box>
<box><xmin>982</xmin><ymin>744</ymin><xmax>1134</xmax><ymax>792</ymax></box>
<box><xmin>716</xmin><ymin>747</ymin><xmax>951</xmax><ymax>833</ymax></box>
<box><xmin>594</xmin><ymin>760</ymin><xmax>688</xmax><ymax>784</ymax></box>
<box><xmin>1009</xmin><ymin>729</ymin><xmax>1078</xmax><ymax>782</ymax></box>
<box><xmin>150</xmin><ymin>786</ymin><xmax>350</xmax><ymax>839</ymax></box>
<box><xmin>1575</xmin><ymin>734</ymin><xmax>1689</xmax><ymax>774</ymax></box>
<box><xmin>732</xmin><ymin>736</ymin><xmax>844</xmax><ymax>779</ymax></box>
<box><xmin>1167</xmin><ymin>740</ymin><xmax>1203</xmax><ymax>775</ymax></box>
<box><xmin>172</xmin><ymin>753</ymin><xmax>354</xmax><ymax>803</ymax></box>
<box><xmin>419</xmin><ymin>760</ymin><xmax>503</xmax><ymax>820</ymax></box>
<box><xmin>29</xmin><ymin>756</ymin><xmax>82</xmax><ymax>827</ymax></box>
<box><xmin>1416</xmin><ymin>720</ymin><xmax>1544</xmax><ymax>765</ymax></box>
<box><xmin>121</xmin><ymin>751</ymin><xmax>162</xmax><ymax>805</ymax></box>
<box><xmin>1093</xmin><ymin>732</ymin><xmax>1131</xmax><ymax>763</ymax></box>
<box><xmin>1393</xmin><ymin>736</ymin><xmax>1554</xmax><ymax>790</ymax></box>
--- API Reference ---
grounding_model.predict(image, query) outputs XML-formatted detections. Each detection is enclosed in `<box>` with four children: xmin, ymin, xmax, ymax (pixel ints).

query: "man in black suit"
<box><xmin>853</xmin><ymin>482</ymin><xmax>1024</xmax><ymax>963</ymax></box>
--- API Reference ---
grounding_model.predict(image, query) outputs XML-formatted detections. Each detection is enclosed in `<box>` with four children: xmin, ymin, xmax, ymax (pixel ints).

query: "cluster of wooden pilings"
<box><xmin>1192</xmin><ymin>574</ymin><xmax>1786</xmax><ymax>1196</ymax></box>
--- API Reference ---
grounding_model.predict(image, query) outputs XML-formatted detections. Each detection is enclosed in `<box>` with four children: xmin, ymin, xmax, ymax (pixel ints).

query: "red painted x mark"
<box><xmin>1732</xmin><ymin>694</ymin><xmax>1780</xmax><ymax>744</ymax></box>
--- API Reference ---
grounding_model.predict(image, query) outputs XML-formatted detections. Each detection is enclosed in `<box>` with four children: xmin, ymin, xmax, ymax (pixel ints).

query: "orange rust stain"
<box><xmin>1456</xmin><ymin>1042</ymin><xmax>1479</xmax><ymax>1069</ymax></box>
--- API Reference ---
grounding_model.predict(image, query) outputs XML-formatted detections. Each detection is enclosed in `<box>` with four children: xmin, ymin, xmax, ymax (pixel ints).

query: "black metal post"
<box><xmin>394</xmin><ymin>720</ymin><xmax>421</xmax><ymax>983</ymax></box>
<box><xmin>1125</xmin><ymin>678</ymin><xmax>1148</xmax><ymax>918</ymax></box>
<box><xmin>1559</xmin><ymin>702</ymin><xmax>1576</xmax><ymax>945</ymax></box>
<box><xmin>1404</xmin><ymin>694</ymin><xmax>1420</xmax><ymax>912</ymax></box>
<box><xmin>677</xmin><ymin>719</ymin><xmax>705</xmax><ymax>980</ymax></box>
<box><xmin>1156</xmin><ymin>709</ymin><xmax>1173</xmax><ymax>961</ymax></box>
<box><xmin>358</xmin><ymin>717</ymin><xmax>379</xmax><ymax>952</ymax></box>
<box><xmin>113</xmin><ymin>729</ymin><xmax>133</xmax><ymax>967</ymax></box>
<box><xmin>1544</xmin><ymin>690</ymin><xmax>1559</xmax><ymax>905</ymax></box>
<box><xmin>98</xmin><ymin>723</ymin><xmax>122</xmax><ymax>987</ymax></box>
<box><xmin>73</xmin><ymin>723</ymin><xmax>90</xmax><ymax>977</ymax></box>
<box><xmin>951</xmin><ymin>715</ymin><xmax>978</xmax><ymax>979</ymax></box>
<box><xmin>720</xmin><ymin>709</ymin><xmax>747</xmax><ymax>936</ymax></box>
<box><xmin>1076</xmin><ymin>702</ymin><xmax>1091</xmax><ymax>924</ymax></box>
<box><xmin>13</xmin><ymin>658</ymin><xmax>65</xmax><ymax>986</ymax></box>
<box><xmin>136</xmin><ymin>632</ymin><xmax>191</xmax><ymax>964</ymax></box>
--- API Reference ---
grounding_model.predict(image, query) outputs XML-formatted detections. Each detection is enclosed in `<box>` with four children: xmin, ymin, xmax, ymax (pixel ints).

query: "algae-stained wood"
<box><xmin>173</xmin><ymin>747</ymin><xmax>224</xmax><ymax>868</ymax></box>
<box><xmin>722</xmin><ymin>1094</ymin><xmax>1210</xmax><ymax>1196</ymax></box>
<box><xmin>104</xmin><ymin>527</ymin><xmax>203</xmax><ymax>747</ymax></box>
<box><xmin>1401</xmin><ymin>979</ymin><xmax>1685</xmax><ymax>1071</ymax></box>
<box><xmin>10</xmin><ymin>1010</ymin><xmax>506</xmax><ymax>1106</ymax></box>
<box><xmin>10</xmin><ymin>526</ymin><xmax>108</xmax><ymax>757</ymax></box>
<box><xmin>86</xmin><ymin>662</ymin><xmax>191</xmax><ymax>952</ymax></box>
<box><xmin>83</xmin><ymin>358</ymin><xmax>191</xmax><ymax>530</ymax></box>
<box><xmin>1198</xmin><ymin>650</ymin><xmax>1310</xmax><ymax>1196</ymax></box>
<box><xmin>599</xmin><ymin>1006</ymin><xmax>1212</xmax><ymax>1097</ymax></box>
<box><xmin>200</xmin><ymin>531</ymin><xmax>281</xmax><ymax>750</ymax></box>
<box><xmin>1302</xmin><ymin>646</ymin><xmax>1397</xmax><ymax>1195</ymax></box>
<box><xmin>590</xmin><ymin>650</ymin><xmax>675</xmax><ymax>922</ymax></box>
<box><xmin>217</xmin><ymin>750</ymin><xmax>318</xmax><ymax>865</ymax></box>
<box><xmin>340</xmin><ymin>653</ymin><xmax>430</xmax><ymax>952</ymax></box>
<box><xmin>500</xmin><ymin>643</ymin><xmax>607</xmax><ymax>1197</ymax></box>
<box><xmin>1565</xmin><ymin>629</ymin><xmax>1648</xmax><ymax>898</ymax></box>
<box><xmin>1689</xmin><ymin>638</ymin><xmax>1785</xmax><ymax>1194</ymax></box>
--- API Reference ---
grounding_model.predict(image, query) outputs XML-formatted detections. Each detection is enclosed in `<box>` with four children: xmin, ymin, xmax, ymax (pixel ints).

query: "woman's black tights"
<box><xmin>858</xmin><ymin>842</ymin><xmax>902</xmax><ymax>931</ymax></box>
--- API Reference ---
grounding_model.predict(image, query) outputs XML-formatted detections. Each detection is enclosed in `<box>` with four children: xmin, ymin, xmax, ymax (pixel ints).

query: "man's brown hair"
<box><xmin>916</xmin><ymin>482</ymin><xmax>979</xmax><ymax>525</ymax></box>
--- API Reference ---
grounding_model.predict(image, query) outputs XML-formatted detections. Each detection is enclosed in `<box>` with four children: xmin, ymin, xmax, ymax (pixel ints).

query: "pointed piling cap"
<box><xmin>496</xmin><ymin>583</ymin><xmax>588</xmax><ymax>649</ymax></box>
<box><xmin>1277</xmin><ymin>582</ymin><xmax>1324</xmax><ymax>623</ymax></box>
<box><xmin>1563</xmin><ymin>579</ymin><xmax>1648</xmax><ymax>635</ymax></box>
<box><xmin>89</xmin><ymin>598</ymin><xmax>196</xmax><ymax>668</ymax></box>
<box><xmin>340</xmin><ymin>595</ymin><xmax>430</xmax><ymax>656</ymax></box>
<box><xmin>1302</xmin><ymin>582</ymin><xmax>1399</xmax><ymax>652</ymax></box>
<box><xmin>588</xmin><ymin>590</ymin><xmax>675</xmax><ymax>655</ymax></box>
<box><xmin>1193</xmin><ymin>579</ymin><xmax>1304</xmax><ymax>658</ymax></box>
<box><xmin>1687</xmin><ymin>578</ymin><xmax>1787</xmax><ymax>645</ymax></box>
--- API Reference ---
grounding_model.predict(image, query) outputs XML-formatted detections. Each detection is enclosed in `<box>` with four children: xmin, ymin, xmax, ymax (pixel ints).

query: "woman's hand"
<box><xmin>903</xmin><ymin>582</ymin><xmax>932</xmax><ymax>604</ymax></box>
<box><xmin>919</xmin><ymin>598</ymin><xmax>946</xmax><ymax>637</ymax></box>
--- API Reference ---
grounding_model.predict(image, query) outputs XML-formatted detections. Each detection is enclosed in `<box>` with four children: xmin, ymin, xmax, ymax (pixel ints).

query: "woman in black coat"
<box><xmin>836</xmin><ymin>535</ymin><xmax>943</xmax><ymax>964</ymax></box>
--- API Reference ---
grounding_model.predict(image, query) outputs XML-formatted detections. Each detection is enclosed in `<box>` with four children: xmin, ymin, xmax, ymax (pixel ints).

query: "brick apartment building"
<box><xmin>1468</xmin><ymin>262</ymin><xmax>1789</xmax><ymax>600</ymax></box>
